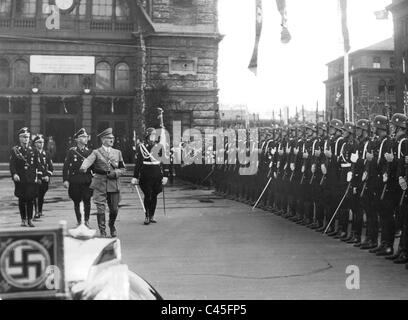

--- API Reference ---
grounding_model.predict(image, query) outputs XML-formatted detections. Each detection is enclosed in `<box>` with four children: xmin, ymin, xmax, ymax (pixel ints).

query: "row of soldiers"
<box><xmin>213</xmin><ymin>114</ymin><xmax>408</xmax><ymax>268</ymax></box>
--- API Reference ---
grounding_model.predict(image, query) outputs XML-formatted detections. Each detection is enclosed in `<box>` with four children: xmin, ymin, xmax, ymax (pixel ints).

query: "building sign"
<box><xmin>0</xmin><ymin>227</ymin><xmax>65</xmax><ymax>299</ymax></box>
<box><xmin>30</xmin><ymin>55</ymin><xmax>95</xmax><ymax>74</ymax></box>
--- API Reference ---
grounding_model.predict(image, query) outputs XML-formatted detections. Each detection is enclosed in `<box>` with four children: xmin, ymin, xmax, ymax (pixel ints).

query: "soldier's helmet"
<box><xmin>317</xmin><ymin>121</ymin><xmax>328</xmax><ymax>132</ymax></box>
<box><xmin>342</xmin><ymin>122</ymin><xmax>355</xmax><ymax>134</ymax></box>
<box><xmin>373</xmin><ymin>115</ymin><xmax>388</xmax><ymax>130</ymax></box>
<box><xmin>305</xmin><ymin>122</ymin><xmax>317</xmax><ymax>132</ymax></box>
<box><xmin>330</xmin><ymin>119</ymin><xmax>343</xmax><ymax>130</ymax></box>
<box><xmin>356</xmin><ymin>119</ymin><xmax>370</xmax><ymax>130</ymax></box>
<box><xmin>391</xmin><ymin>113</ymin><xmax>407</xmax><ymax>129</ymax></box>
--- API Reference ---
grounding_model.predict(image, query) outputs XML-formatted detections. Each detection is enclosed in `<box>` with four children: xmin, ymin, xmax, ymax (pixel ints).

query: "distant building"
<box><xmin>324</xmin><ymin>38</ymin><xmax>396</xmax><ymax>121</ymax></box>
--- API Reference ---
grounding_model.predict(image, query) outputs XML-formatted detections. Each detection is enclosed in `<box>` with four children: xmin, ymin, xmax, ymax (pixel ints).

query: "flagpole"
<box><xmin>350</xmin><ymin>67</ymin><xmax>355</xmax><ymax>122</ymax></box>
<box><xmin>344</xmin><ymin>50</ymin><xmax>350</xmax><ymax>122</ymax></box>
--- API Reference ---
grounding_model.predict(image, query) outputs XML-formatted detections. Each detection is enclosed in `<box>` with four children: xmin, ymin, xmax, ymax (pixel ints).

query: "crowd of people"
<box><xmin>210</xmin><ymin>114</ymin><xmax>408</xmax><ymax>268</ymax></box>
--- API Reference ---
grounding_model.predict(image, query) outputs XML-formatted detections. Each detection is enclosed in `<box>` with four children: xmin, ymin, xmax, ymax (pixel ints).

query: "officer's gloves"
<box><xmin>13</xmin><ymin>174</ymin><xmax>20</xmax><ymax>182</ymax></box>
<box><xmin>385</xmin><ymin>152</ymin><xmax>394</xmax><ymax>163</ymax></box>
<box><xmin>286</xmin><ymin>147</ymin><xmax>290</xmax><ymax>154</ymax></box>
<box><xmin>290</xmin><ymin>163</ymin><xmax>295</xmax><ymax>171</ymax></box>
<box><xmin>347</xmin><ymin>171</ymin><xmax>353</xmax><ymax>182</ymax></box>
<box><xmin>324</xmin><ymin>150</ymin><xmax>332</xmax><ymax>158</ymax></box>
<box><xmin>362</xmin><ymin>171</ymin><xmax>368</xmax><ymax>181</ymax></box>
<box><xmin>383</xmin><ymin>173</ymin><xmax>388</xmax><ymax>183</ymax></box>
<box><xmin>63</xmin><ymin>181</ymin><xmax>69</xmax><ymax>189</ymax></box>
<box><xmin>271</xmin><ymin>148</ymin><xmax>277</xmax><ymax>155</ymax></box>
<box><xmin>294</xmin><ymin>147</ymin><xmax>299</xmax><ymax>155</ymax></box>
<box><xmin>301</xmin><ymin>165</ymin><xmax>305</xmax><ymax>173</ymax></box>
<box><xmin>131</xmin><ymin>178</ymin><xmax>139</xmax><ymax>185</ymax></box>
<box><xmin>303</xmin><ymin>152</ymin><xmax>309</xmax><ymax>159</ymax></box>
<box><xmin>350</xmin><ymin>152</ymin><xmax>359</xmax><ymax>163</ymax></box>
<box><xmin>366</xmin><ymin>152</ymin><xmax>374</xmax><ymax>162</ymax></box>
<box><xmin>399</xmin><ymin>176</ymin><xmax>407</xmax><ymax>191</ymax></box>
<box><xmin>43</xmin><ymin>176</ymin><xmax>50</xmax><ymax>183</ymax></box>
<box><xmin>162</xmin><ymin>177</ymin><xmax>168</xmax><ymax>185</ymax></box>
<box><xmin>315</xmin><ymin>149</ymin><xmax>321</xmax><ymax>157</ymax></box>
<box><xmin>321</xmin><ymin>164</ymin><xmax>327</xmax><ymax>175</ymax></box>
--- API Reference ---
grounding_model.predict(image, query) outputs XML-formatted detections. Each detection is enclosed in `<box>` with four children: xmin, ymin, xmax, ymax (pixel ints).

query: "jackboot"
<box><xmin>109</xmin><ymin>211</ymin><xmax>118</xmax><ymax>237</ymax></box>
<box><xmin>97</xmin><ymin>214</ymin><xmax>107</xmax><ymax>237</ymax></box>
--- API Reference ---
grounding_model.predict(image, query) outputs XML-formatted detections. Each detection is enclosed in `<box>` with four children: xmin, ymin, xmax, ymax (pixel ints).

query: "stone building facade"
<box><xmin>0</xmin><ymin>0</ymin><xmax>221</xmax><ymax>162</ymax></box>
<box><xmin>325</xmin><ymin>38</ymin><xmax>397</xmax><ymax>121</ymax></box>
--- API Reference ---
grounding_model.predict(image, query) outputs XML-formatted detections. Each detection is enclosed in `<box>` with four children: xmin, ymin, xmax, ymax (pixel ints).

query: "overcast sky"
<box><xmin>217</xmin><ymin>0</ymin><xmax>394</xmax><ymax>119</ymax></box>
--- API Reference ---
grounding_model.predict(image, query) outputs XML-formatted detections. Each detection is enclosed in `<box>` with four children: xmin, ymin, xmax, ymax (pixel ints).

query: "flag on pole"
<box><xmin>248</xmin><ymin>0</ymin><xmax>263</xmax><ymax>75</ymax></box>
<box><xmin>276</xmin><ymin>0</ymin><xmax>291</xmax><ymax>44</ymax></box>
<box><xmin>339</xmin><ymin>0</ymin><xmax>350</xmax><ymax>52</ymax></box>
<box><xmin>374</xmin><ymin>9</ymin><xmax>389</xmax><ymax>20</ymax></box>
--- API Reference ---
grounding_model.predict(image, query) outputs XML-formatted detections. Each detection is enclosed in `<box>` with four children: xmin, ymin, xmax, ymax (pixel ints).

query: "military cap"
<box><xmin>305</xmin><ymin>122</ymin><xmax>317</xmax><ymax>132</ymax></box>
<box><xmin>17</xmin><ymin>127</ymin><xmax>30</xmax><ymax>137</ymax></box>
<box><xmin>32</xmin><ymin>134</ymin><xmax>44</xmax><ymax>143</ymax></box>
<box><xmin>356</xmin><ymin>119</ymin><xmax>370</xmax><ymax>130</ymax></box>
<box><xmin>373</xmin><ymin>115</ymin><xmax>388</xmax><ymax>130</ymax></box>
<box><xmin>73</xmin><ymin>128</ymin><xmax>88</xmax><ymax>139</ymax></box>
<box><xmin>330</xmin><ymin>119</ymin><xmax>343</xmax><ymax>130</ymax></box>
<box><xmin>342</xmin><ymin>122</ymin><xmax>355</xmax><ymax>134</ymax></box>
<box><xmin>145</xmin><ymin>127</ymin><xmax>156</xmax><ymax>137</ymax></box>
<box><xmin>391</xmin><ymin>113</ymin><xmax>407</xmax><ymax>129</ymax></box>
<box><xmin>317</xmin><ymin>121</ymin><xmax>328</xmax><ymax>131</ymax></box>
<box><xmin>97</xmin><ymin>127</ymin><xmax>114</xmax><ymax>139</ymax></box>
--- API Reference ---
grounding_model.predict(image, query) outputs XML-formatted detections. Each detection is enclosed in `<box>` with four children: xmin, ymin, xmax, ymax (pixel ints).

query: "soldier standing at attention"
<box><xmin>132</xmin><ymin>128</ymin><xmax>169</xmax><ymax>225</ymax></box>
<box><xmin>63</xmin><ymin>128</ymin><xmax>93</xmax><ymax>227</ymax></box>
<box><xmin>80</xmin><ymin>128</ymin><xmax>126</xmax><ymax>237</ymax></box>
<box><xmin>9</xmin><ymin>127</ymin><xmax>40</xmax><ymax>227</ymax></box>
<box><xmin>32</xmin><ymin>134</ymin><xmax>54</xmax><ymax>220</ymax></box>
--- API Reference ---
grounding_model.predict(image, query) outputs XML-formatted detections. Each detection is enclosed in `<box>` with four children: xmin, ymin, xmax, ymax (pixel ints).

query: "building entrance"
<box><xmin>45</xmin><ymin>118</ymin><xmax>76</xmax><ymax>163</ymax></box>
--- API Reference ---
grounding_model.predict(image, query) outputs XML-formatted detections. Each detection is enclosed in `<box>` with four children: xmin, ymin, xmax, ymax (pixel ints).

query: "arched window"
<box><xmin>0</xmin><ymin>0</ymin><xmax>12</xmax><ymax>17</ymax></box>
<box><xmin>96</xmin><ymin>62</ymin><xmax>111</xmax><ymax>89</ymax></box>
<box><xmin>114</xmin><ymin>63</ymin><xmax>129</xmax><ymax>89</ymax></box>
<box><xmin>13</xmin><ymin>60</ymin><xmax>29</xmax><ymax>88</ymax></box>
<box><xmin>378</xmin><ymin>79</ymin><xmax>386</xmax><ymax>96</ymax></box>
<box><xmin>15</xmin><ymin>0</ymin><xmax>37</xmax><ymax>18</ymax></box>
<box><xmin>92</xmin><ymin>0</ymin><xmax>113</xmax><ymax>20</ymax></box>
<box><xmin>116</xmin><ymin>0</ymin><xmax>130</xmax><ymax>20</ymax></box>
<box><xmin>0</xmin><ymin>58</ymin><xmax>10</xmax><ymax>88</ymax></box>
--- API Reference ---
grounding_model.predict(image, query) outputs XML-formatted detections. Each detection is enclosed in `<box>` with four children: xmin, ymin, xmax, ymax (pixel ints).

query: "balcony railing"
<box><xmin>13</xmin><ymin>19</ymin><xmax>36</xmax><ymax>28</ymax></box>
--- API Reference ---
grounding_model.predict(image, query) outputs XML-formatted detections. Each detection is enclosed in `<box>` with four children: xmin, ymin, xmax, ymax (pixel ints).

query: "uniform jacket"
<box><xmin>63</xmin><ymin>146</ymin><xmax>93</xmax><ymax>184</ymax></box>
<box><xmin>133</xmin><ymin>141</ymin><xmax>169</xmax><ymax>180</ymax></box>
<box><xmin>9</xmin><ymin>145</ymin><xmax>40</xmax><ymax>184</ymax></box>
<box><xmin>80</xmin><ymin>147</ymin><xmax>126</xmax><ymax>193</ymax></box>
<box><xmin>37</xmin><ymin>149</ymin><xmax>54</xmax><ymax>181</ymax></box>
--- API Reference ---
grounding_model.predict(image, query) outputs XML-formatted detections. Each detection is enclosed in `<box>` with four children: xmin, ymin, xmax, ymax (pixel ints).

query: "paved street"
<box><xmin>1</xmin><ymin>176</ymin><xmax>408</xmax><ymax>300</ymax></box>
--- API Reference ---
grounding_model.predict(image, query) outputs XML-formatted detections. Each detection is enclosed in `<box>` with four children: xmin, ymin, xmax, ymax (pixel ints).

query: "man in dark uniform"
<box><xmin>9</xmin><ymin>127</ymin><xmax>40</xmax><ymax>227</ymax></box>
<box><xmin>132</xmin><ymin>127</ymin><xmax>169</xmax><ymax>225</ymax></box>
<box><xmin>32</xmin><ymin>134</ymin><xmax>54</xmax><ymax>220</ymax></box>
<box><xmin>63</xmin><ymin>128</ymin><xmax>93</xmax><ymax>227</ymax></box>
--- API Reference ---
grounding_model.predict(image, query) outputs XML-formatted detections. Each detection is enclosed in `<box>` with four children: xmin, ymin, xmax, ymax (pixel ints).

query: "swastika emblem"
<box><xmin>0</xmin><ymin>240</ymin><xmax>51</xmax><ymax>289</ymax></box>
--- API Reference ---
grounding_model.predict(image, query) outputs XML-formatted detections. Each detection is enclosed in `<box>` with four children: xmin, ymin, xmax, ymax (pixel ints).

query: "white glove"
<box><xmin>362</xmin><ymin>171</ymin><xmax>368</xmax><ymax>182</ymax></box>
<box><xmin>321</xmin><ymin>164</ymin><xmax>327</xmax><ymax>175</ymax></box>
<box><xmin>353</xmin><ymin>187</ymin><xmax>357</xmax><ymax>195</ymax></box>
<box><xmin>13</xmin><ymin>174</ymin><xmax>20</xmax><ymax>182</ymax></box>
<box><xmin>399</xmin><ymin>177</ymin><xmax>407</xmax><ymax>191</ymax></box>
<box><xmin>315</xmin><ymin>149</ymin><xmax>321</xmax><ymax>157</ymax></box>
<box><xmin>347</xmin><ymin>171</ymin><xmax>353</xmax><ymax>182</ymax></box>
<box><xmin>301</xmin><ymin>165</ymin><xmax>305</xmax><ymax>173</ymax></box>
<box><xmin>162</xmin><ymin>177</ymin><xmax>168</xmax><ymax>185</ymax></box>
<box><xmin>303</xmin><ymin>152</ymin><xmax>309</xmax><ymax>159</ymax></box>
<box><xmin>294</xmin><ymin>148</ymin><xmax>299</xmax><ymax>155</ymax></box>
<box><xmin>383</xmin><ymin>173</ymin><xmax>388</xmax><ymax>183</ymax></box>
<box><xmin>284</xmin><ymin>163</ymin><xmax>288</xmax><ymax>170</ymax></box>
<box><xmin>269</xmin><ymin>162</ymin><xmax>273</xmax><ymax>168</ymax></box>
<box><xmin>366</xmin><ymin>152</ymin><xmax>374</xmax><ymax>162</ymax></box>
<box><xmin>278</xmin><ymin>149</ymin><xmax>284</xmax><ymax>156</ymax></box>
<box><xmin>63</xmin><ymin>181</ymin><xmax>69</xmax><ymax>189</ymax></box>
<box><xmin>131</xmin><ymin>178</ymin><xmax>139</xmax><ymax>185</ymax></box>
<box><xmin>271</xmin><ymin>148</ymin><xmax>276</xmax><ymax>155</ymax></box>
<box><xmin>324</xmin><ymin>150</ymin><xmax>332</xmax><ymax>158</ymax></box>
<box><xmin>385</xmin><ymin>152</ymin><xmax>394</xmax><ymax>163</ymax></box>
<box><xmin>43</xmin><ymin>176</ymin><xmax>50</xmax><ymax>183</ymax></box>
<box><xmin>277</xmin><ymin>161</ymin><xmax>280</xmax><ymax>168</ymax></box>
<box><xmin>311</xmin><ymin>164</ymin><xmax>316</xmax><ymax>173</ymax></box>
<box><xmin>286</xmin><ymin>147</ymin><xmax>290</xmax><ymax>154</ymax></box>
<box><xmin>290</xmin><ymin>163</ymin><xmax>295</xmax><ymax>171</ymax></box>
<box><xmin>273</xmin><ymin>172</ymin><xmax>277</xmax><ymax>179</ymax></box>
<box><xmin>350</xmin><ymin>152</ymin><xmax>358</xmax><ymax>164</ymax></box>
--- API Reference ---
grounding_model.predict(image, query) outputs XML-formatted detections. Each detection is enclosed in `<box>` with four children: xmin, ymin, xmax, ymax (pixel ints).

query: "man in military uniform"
<box><xmin>9</xmin><ymin>127</ymin><xmax>40</xmax><ymax>227</ymax></box>
<box><xmin>32</xmin><ymin>134</ymin><xmax>54</xmax><ymax>220</ymax></box>
<box><xmin>80</xmin><ymin>128</ymin><xmax>126</xmax><ymax>237</ymax></box>
<box><xmin>63</xmin><ymin>128</ymin><xmax>93</xmax><ymax>227</ymax></box>
<box><xmin>131</xmin><ymin>127</ymin><xmax>169</xmax><ymax>225</ymax></box>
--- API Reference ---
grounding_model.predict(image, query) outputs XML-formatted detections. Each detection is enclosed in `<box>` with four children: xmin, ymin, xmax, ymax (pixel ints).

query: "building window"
<box><xmin>62</xmin><ymin>75</ymin><xmax>80</xmax><ymax>89</ymax></box>
<box><xmin>45</xmin><ymin>74</ymin><xmax>63</xmax><ymax>89</ymax></box>
<box><xmin>68</xmin><ymin>0</ymin><xmax>87</xmax><ymax>18</ymax></box>
<box><xmin>15</xmin><ymin>0</ymin><xmax>37</xmax><ymax>18</ymax></box>
<box><xmin>373</xmin><ymin>56</ymin><xmax>381</xmax><ymax>69</ymax></box>
<box><xmin>114</xmin><ymin>62</ymin><xmax>129</xmax><ymax>89</ymax></box>
<box><xmin>378</xmin><ymin>79</ymin><xmax>386</xmax><ymax>96</ymax></box>
<box><xmin>92</xmin><ymin>0</ymin><xmax>113</xmax><ymax>20</ymax></box>
<box><xmin>13</xmin><ymin>60</ymin><xmax>29</xmax><ymax>88</ymax></box>
<box><xmin>388</xmin><ymin>79</ymin><xmax>395</xmax><ymax>96</ymax></box>
<box><xmin>0</xmin><ymin>0</ymin><xmax>12</xmax><ymax>17</ymax></box>
<box><xmin>0</xmin><ymin>58</ymin><xmax>10</xmax><ymax>88</ymax></box>
<box><xmin>390</xmin><ymin>56</ymin><xmax>395</xmax><ymax>69</ymax></box>
<box><xmin>115</xmin><ymin>0</ymin><xmax>130</xmax><ymax>20</ymax></box>
<box><xmin>96</xmin><ymin>62</ymin><xmax>111</xmax><ymax>89</ymax></box>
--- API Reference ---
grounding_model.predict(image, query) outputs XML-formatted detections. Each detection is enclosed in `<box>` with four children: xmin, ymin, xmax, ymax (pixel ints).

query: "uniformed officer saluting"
<box><xmin>9</xmin><ymin>127</ymin><xmax>40</xmax><ymax>227</ymax></box>
<box><xmin>63</xmin><ymin>128</ymin><xmax>93</xmax><ymax>227</ymax></box>
<box><xmin>32</xmin><ymin>134</ymin><xmax>54</xmax><ymax>220</ymax></box>
<box><xmin>131</xmin><ymin>127</ymin><xmax>169</xmax><ymax>225</ymax></box>
<box><xmin>80</xmin><ymin>128</ymin><xmax>126</xmax><ymax>237</ymax></box>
